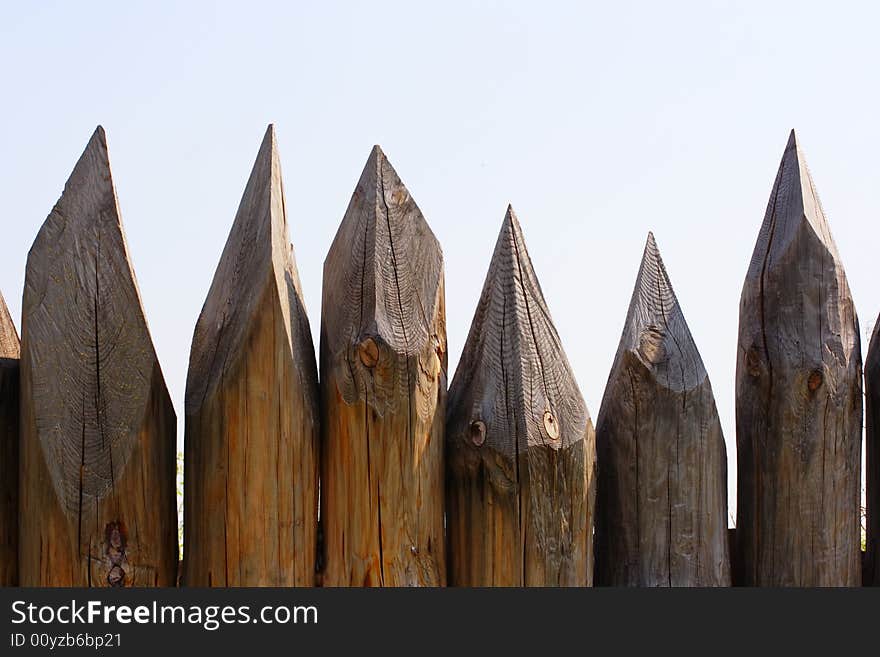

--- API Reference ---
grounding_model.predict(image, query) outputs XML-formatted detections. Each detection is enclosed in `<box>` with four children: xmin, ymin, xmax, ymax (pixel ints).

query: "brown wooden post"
<box><xmin>19</xmin><ymin>127</ymin><xmax>177</xmax><ymax>586</ymax></box>
<box><xmin>735</xmin><ymin>130</ymin><xmax>861</xmax><ymax>586</ymax></box>
<box><xmin>183</xmin><ymin>125</ymin><xmax>319</xmax><ymax>586</ymax></box>
<box><xmin>320</xmin><ymin>146</ymin><xmax>446</xmax><ymax>586</ymax></box>
<box><xmin>446</xmin><ymin>206</ymin><xmax>595</xmax><ymax>586</ymax></box>
<box><xmin>865</xmin><ymin>319</ymin><xmax>880</xmax><ymax>585</ymax></box>
<box><xmin>0</xmin><ymin>291</ymin><xmax>19</xmax><ymax>585</ymax></box>
<box><xmin>594</xmin><ymin>233</ymin><xmax>729</xmax><ymax>586</ymax></box>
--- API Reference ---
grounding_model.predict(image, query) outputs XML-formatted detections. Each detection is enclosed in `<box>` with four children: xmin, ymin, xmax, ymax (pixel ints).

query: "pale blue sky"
<box><xmin>2</xmin><ymin>1</ymin><xmax>878</xmax><ymax>519</ymax></box>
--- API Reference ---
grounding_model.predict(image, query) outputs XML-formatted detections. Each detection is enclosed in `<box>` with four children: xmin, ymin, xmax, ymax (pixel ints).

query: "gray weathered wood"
<box><xmin>19</xmin><ymin>127</ymin><xmax>177</xmax><ymax>586</ymax></box>
<box><xmin>865</xmin><ymin>318</ymin><xmax>880</xmax><ymax>585</ymax></box>
<box><xmin>0</xmin><ymin>290</ymin><xmax>19</xmax><ymax>585</ymax></box>
<box><xmin>594</xmin><ymin>233</ymin><xmax>729</xmax><ymax>586</ymax></box>
<box><xmin>735</xmin><ymin>130</ymin><xmax>862</xmax><ymax>587</ymax></box>
<box><xmin>446</xmin><ymin>206</ymin><xmax>595</xmax><ymax>586</ymax></box>
<box><xmin>183</xmin><ymin>124</ymin><xmax>319</xmax><ymax>586</ymax></box>
<box><xmin>320</xmin><ymin>145</ymin><xmax>446</xmax><ymax>586</ymax></box>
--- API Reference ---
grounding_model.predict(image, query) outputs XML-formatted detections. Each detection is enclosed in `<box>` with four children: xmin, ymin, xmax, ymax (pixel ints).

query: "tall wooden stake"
<box><xmin>183</xmin><ymin>125</ymin><xmax>319</xmax><ymax>586</ymax></box>
<box><xmin>446</xmin><ymin>207</ymin><xmax>595</xmax><ymax>586</ymax></box>
<box><xmin>19</xmin><ymin>127</ymin><xmax>177</xmax><ymax>586</ymax></box>
<box><xmin>735</xmin><ymin>130</ymin><xmax>861</xmax><ymax>586</ymax></box>
<box><xmin>0</xmin><ymin>291</ymin><xmax>19</xmax><ymax>585</ymax></box>
<box><xmin>594</xmin><ymin>233</ymin><xmax>729</xmax><ymax>586</ymax></box>
<box><xmin>320</xmin><ymin>146</ymin><xmax>446</xmax><ymax>586</ymax></box>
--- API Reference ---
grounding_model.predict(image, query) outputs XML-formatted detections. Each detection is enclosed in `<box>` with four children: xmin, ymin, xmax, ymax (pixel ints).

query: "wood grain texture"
<box><xmin>183</xmin><ymin>125</ymin><xmax>319</xmax><ymax>586</ymax></box>
<box><xmin>594</xmin><ymin>233</ymin><xmax>729</xmax><ymax>587</ymax></box>
<box><xmin>865</xmin><ymin>318</ymin><xmax>880</xmax><ymax>586</ymax></box>
<box><xmin>19</xmin><ymin>127</ymin><xmax>177</xmax><ymax>586</ymax></box>
<box><xmin>0</xmin><ymin>291</ymin><xmax>19</xmax><ymax>585</ymax></box>
<box><xmin>446</xmin><ymin>207</ymin><xmax>595</xmax><ymax>587</ymax></box>
<box><xmin>320</xmin><ymin>146</ymin><xmax>446</xmax><ymax>586</ymax></box>
<box><xmin>735</xmin><ymin>130</ymin><xmax>862</xmax><ymax>587</ymax></box>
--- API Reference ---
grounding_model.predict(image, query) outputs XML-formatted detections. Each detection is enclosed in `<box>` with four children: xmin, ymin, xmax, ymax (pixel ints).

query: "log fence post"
<box><xmin>19</xmin><ymin>127</ymin><xmax>177</xmax><ymax>586</ymax></box>
<box><xmin>735</xmin><ymin>131</ymin><xmax>862</xmax><ymax>586</ymax></box>
<box><xmin>594</xmin><ymin>233</ymin><xmax>730</xmax><ymax>586</ymax></box>
<box><xmin>320</xmin><ymin>146</ymin><xmax>446</xmax><ymax>586</ymax></box>
<box><xmin>446</xmin><ymin>206</ymin><xmax>596</xmax><ymax>586</ymax></box>
<box><xmin>183</xmin><ymin>125</ymin><xmax>319</xmax><ymax>586</ymax></box>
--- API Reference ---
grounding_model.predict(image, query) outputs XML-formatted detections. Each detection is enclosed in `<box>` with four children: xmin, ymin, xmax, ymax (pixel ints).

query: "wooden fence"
<box><xmin>0</xmin><ymin>126</ymin><xmax>875</xmax><ymax>587</ymax></box>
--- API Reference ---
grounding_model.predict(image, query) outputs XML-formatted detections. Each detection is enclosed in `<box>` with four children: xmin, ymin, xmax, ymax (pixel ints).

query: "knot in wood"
<box><xmin>469</xmin><ymin>420</ymin><xmax>486</xmax><ymax>447</ymax></box>
<box><xmin>105</xmin><ymin>521</ymin><xmax>127</xmax><ymax>587</ymax></box>
<box><xmin>357</xmin><ymin>337</ymin><xmax>379</xmax><ymax>368</ymax></box>
<box><xmin>391</xmin><ymin>189</ymin><xmax>408</xmax><ymax>206</ymax></box>
<box><xmin>808</xmin><ymin>369</ymin><xmax>823</xmax><ymax>392</ymax></box>
<box><xmin>543</xmin><ymin>410</ymin><xmax>560</xmax><ymax>442</ymax></box>
<box><xmin>638</xmin><ymin>325</ymin><xmax>666</xmax><ymax>365</ymax></box>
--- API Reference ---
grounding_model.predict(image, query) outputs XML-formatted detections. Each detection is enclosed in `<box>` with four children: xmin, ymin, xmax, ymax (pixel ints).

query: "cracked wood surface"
<box><xmin>865</xmin><ymin>318</ymin><xmax>880</xmax><ymax>585</ymax></box>
<box><xmin>183</xmin><ymin>125</ymin><xmax>319</xmax><ymax>586</ymax></box>
<box><xmin>735</xmin><ymin>130</ymin><xmax>861</xmax><ymax>587</ymax></box>
<box><xmin>594</xmin><ymin>233</ymin><xmax>729</xmax><ymax>586</ymax></box>
<box><xmin>19</xmin><ymin>127</ymin><xmax>177</xmax><ymax>586</ymax></box>
<box><xmin>0</xmin><ymin>291</ymin><xmax>19</xmax><ymax>585</ymax></box>
<box><xmin>320</xmin><ymin>146</ymin><xmax>446</xmax><ymax>586</ymax></box>
<box><xmin>446</xmin><ymin>207</ymin><xmax>595</xmax><ymax>586</ymax></box>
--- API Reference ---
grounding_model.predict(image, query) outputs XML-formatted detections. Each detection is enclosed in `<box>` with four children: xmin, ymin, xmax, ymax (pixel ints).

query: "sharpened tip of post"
<box><xmin>253</xmin><ymin>124</ymin><xmax>281</xmax><ymax>178</ymax></box>
<box><xmin>643</xmin><ymin>231</ymin><xmax>660</xmax><ymax>261</ymax></box>
<box><xmin>499</xmin><ymin>204</ymin><xmax>525</xmax><ymax>246</ymax></box>
<box><xmin>363</xmin><ymin>144</ymin><xmax>387</xmax><ymax>178</ymax></box>
<box><xmin>260</xmin><ymin>123</ymin><xmax>278</xmax><ymax>152</ymax></box>
<box><xmin>768</xmin><ymin>132</ymin><xmax>803</xmax><ymax>186</ymax></box>
<box><xmin>634</xmin><ymin>229</ymin><xmax>674</xmax><ymax>300</ymax></box>
<box><xmin>89</xmin><ymin>125</ymin><xmax>108</xmax><ymax>149</ymax></box>
<box><xmin>502</xmin><ymin>203</ymin><xmax>519</xmax><ymax>227</ymax></box>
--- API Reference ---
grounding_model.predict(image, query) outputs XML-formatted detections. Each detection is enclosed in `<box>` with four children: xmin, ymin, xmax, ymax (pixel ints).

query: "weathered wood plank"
<box><xmin>735</xmin><ymin>130</ymin><xmax>862</xmax><ymax>586</ymax></box>
<box><xmin>0</xmin><ymin>291</ymin><xmax>19</xmax><ymax>586</ymax></box>
<box><xmin>320</xmin><ymin>146</ymin><xmax>446</xmax><ymax>586</ymax></box>
<box><xmin>865</xmin><ymin>318</ymin><xmax>880</xmax><ymax>586</ymax></box>
<box><xmin>446</xmin><ymin>206</ymin><xmax>595</xmax><ymax>586</ymax></box>
<box><xmin>19</xmin><ymin>127</ymin><xmax>177</xmax><ymax>586</ymax></box>
<box><xmin>183</xmin><ymin>125</ymin><xmax>319</xmax><ymax>586</ymax></box>
<box><xmin>594</xmin><ymin>233</ymin><xmax>729</xmax><ymax>586</ymax></box>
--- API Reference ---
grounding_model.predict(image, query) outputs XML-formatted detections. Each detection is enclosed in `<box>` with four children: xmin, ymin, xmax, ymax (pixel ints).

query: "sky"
<box><xmin>1</xmin><ymin>1</ymin><xmax>879</xmax><ymax>521</ymax></box>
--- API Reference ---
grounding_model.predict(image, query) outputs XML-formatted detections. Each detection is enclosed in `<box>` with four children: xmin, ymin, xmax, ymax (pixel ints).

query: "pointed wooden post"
<box><xmin>320</xmin><ymin>146</ymin><xmax>446</xmax><ymax>586</ymax></box>
<box><xmin>183</xmin><ymin>125</ymin><xmax>319</xmax><ymax>586</ymax></box>
<box><xmin>446</xmin><ymin>207</ymin><xmax>596</xmax><ymax>586</ymax></box>
<box><xmin>864</xmin><ymin>320</ymin><xmax>880</xmax><ymax>585</ymax></box>
<box><xmin>0</xmin><ymin>291</ymin><xmax>19</xmax><ymax>585</ymax></box>
<box><xmin>736</xmin><ymin>131</ymin><xmax>862</xmax><ymax>586</ymax></box>
<box><xmin>594</xmin><ymin>233</ymin><xmax>729</xmax><ymax>586</ymax></box>
<box><xmin>19</xmin><ymin>127</ymin><xmax>177</xmax><ymax>586</ymax></box>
